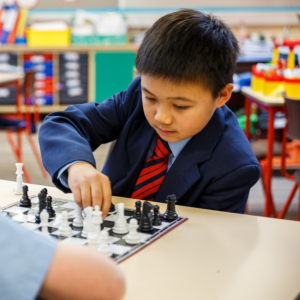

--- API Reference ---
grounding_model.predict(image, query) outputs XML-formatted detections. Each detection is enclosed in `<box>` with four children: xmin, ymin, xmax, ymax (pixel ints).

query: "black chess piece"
<box><xmin>163</xmin><ymin>194</ymin><xmax>178</xmax><ymax>221</ymax></box>
<box><xmin>153</xmin><ymin>205</ymin><xmax>162</xmax><ymax>226</ymax></box>
<box><xmin>35</xmin><ymin>189</ymin><xmax>46</xmax><ymax>223</ymax></box>
<box><xmin>46</xmin><ymin>196</ymin><xmax>56</xmax><ymax>218</ymax></box>
<box><xmin>109</xmin><ymin>202</ymin><xmax>115</xmax><ymax>212</ymax></box>
<box><xmin>19</xmin><ymin>185</ymin><xmax>31</xmax><ymax>208</ymax></box>
<box><xmin>133</xmin><ymin>200</ymin><xmax>142</xmax><ymax>221</ymax></box>
<box><xmin>139</xmin><ymin>201</ymin><xmax>154</xmax><ymax>232</ymax></box>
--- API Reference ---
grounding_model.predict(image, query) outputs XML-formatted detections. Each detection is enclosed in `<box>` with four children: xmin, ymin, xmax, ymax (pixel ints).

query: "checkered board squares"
<box><xmin>3</xmin><ymin>196</ymin><xmax>188</xmax><ymax>263</ymax></box>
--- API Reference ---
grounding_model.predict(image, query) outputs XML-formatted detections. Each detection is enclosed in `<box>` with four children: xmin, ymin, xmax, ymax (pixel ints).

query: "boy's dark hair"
<box><xmin>135</xmin><ymin>9</ymin><xmax>239</xmax><ymax>99</ymax></box>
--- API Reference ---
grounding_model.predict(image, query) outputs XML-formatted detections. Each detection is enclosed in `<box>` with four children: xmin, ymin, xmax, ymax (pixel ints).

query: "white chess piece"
<box><xmin>125</xmin><ymin>218</ymin><xmax>141</xmax><ymax>245</ymax></box>
<box><xmin>93</xmin><ymin>205</ymin><xmax>103</xmax><ymax>239</ymax></box>
<box><xmin>14</xmin><ymin>174</ymin><xmax>23</xmax><ymax>195</ymax></box>
<box><xmin>98</xmin><ymin>230</ymin><xmax>112</xmax><ymax>257</ymax></box>
<box><xmin>40</xmin><ymin>209</ymin><xmax>49</xmax><ymax>236</ymax></box>
<box><xmin>112</xmin><ymin>203</ymin><xmax>128</xmax><ymax>234</ymax></box>
<box><xmin>88</xmin><ymin>233</ymin><xmax>99</xmax><ymax>250</ymax></box>
<box><xmin>82</xmin><ymin>207</ymin><xmax>94</xmax><ymax>238</ymax></box>
<box><xmin>58</xmin><ymin>211</ymin><xmax>72</xmax><ymax>237</ymax></box>
<box><xmin>73</xmin><ymin>206</ymin><xmax>84</xmax><ymax>228</ymax></box>
<box><xmin>13</xmin><ymin>163</ymin><xmax>24</xmax><ymax>193</ymax></box>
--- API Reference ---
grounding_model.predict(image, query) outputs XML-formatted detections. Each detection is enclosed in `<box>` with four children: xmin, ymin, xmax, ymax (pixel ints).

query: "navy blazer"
<box><xmin>39</xmin><ymin>76</ymin><xmax>260</xmax><ymax>214</ymax></box>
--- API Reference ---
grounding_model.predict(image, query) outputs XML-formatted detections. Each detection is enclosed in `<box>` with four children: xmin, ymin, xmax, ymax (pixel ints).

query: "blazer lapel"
<box><xmin>112</xmin><ymin>119</ymin><xmax>155</xmax><ymax>196</ymax></box>
<box><xmin>154</xmin><ymin>107</ymin><xmax>225</xmax><ymax>202</ymax></box>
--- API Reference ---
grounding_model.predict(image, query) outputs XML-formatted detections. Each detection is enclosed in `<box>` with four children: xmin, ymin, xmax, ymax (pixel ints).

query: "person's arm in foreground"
<box><xmin>39</xmin><ymin>243</ymin><xmax>126</xmax><ymax>300</ymax></box>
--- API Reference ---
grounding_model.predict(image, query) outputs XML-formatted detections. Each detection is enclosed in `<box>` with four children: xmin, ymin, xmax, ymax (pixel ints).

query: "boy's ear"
<box><xmin>215</xmin><ymin>83</ymin><xmax>234</xmax><ymax>108</ymax></box>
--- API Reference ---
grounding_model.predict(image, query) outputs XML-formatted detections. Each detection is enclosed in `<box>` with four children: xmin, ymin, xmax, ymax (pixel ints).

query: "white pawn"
<box><xmin>14</xmin><ymin>174</ymin><xmax>23</xmax><ymax>195</ymax></box>
<box><xmin>88</xmin><ymin>233</ymin><xmax>99</xmax><ymax>250</ymax></box>
<box><xmin>82</xmin><ymin>207</ymin><xmax>93</xmax><ymax>238</ymax></box>
<box><xmin>125</xmin><ymin>218</ymin><xmax>141</xmax><ymax>245</ymax></box>
<box><xmin>98</xmin><ymin>230</ymin><xmax>112</xmax><ymax>257</ymax></box>
<box><xmin>73</xmin><ymin>206</ymin><xmax>84</xmax><ymax>228</ymax></box>
<box><xmin>113</xmin><ymin>203</ymin><xmax>128</xmax><ymax>234</ymax></box>
<box><xmin>58</xmin><ymin>211</ymin><xmax>72</xmax><ymax>237</ymax></box>
<box><xmin>13</xmin><ymin>163</ymin><xmax>24</xmax><ymax>193</ymax></box>
<box><xmin>92</xmin><ymin>205</ymin><xmax>103</xmax><ymax>239</ymax></box>
<box><xmin>40</xmin><ymin>209</ymin><xmax>49</xmax><ymax>236</ymax></box>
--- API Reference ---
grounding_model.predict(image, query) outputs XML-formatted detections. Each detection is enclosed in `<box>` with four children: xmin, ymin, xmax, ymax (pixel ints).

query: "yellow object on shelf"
<box><xmin>263</xmin><ymin>80</ymin><xmax>283</xmax><ymax>97</ymax></box>
<box><xmin>284</xmin><ymin>79</ymin><xmax>300</xmax><ymax>98</ymax></box>
<box><xmin>251</xmin><ymin>75</ymin><xmax>265</xmax><ymax>92</ymax></box>
<box><xmin>27</xmin><ymin>28</ymin><xmax>71</xmax><ymax>46</ymax></box>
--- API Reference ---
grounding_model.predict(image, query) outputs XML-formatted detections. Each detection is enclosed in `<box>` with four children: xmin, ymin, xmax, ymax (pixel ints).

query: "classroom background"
<box><xmin>0</xmin><ymin>0</ymin><xmax>300</xmax><ymax>220</ymax></box>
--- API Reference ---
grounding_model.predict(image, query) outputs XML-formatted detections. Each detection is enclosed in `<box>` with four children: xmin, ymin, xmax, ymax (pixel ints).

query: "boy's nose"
<box><xmin>154</xmin><ymin>108</ymin><xmax>172</xmax><ymax>124</ymax></box>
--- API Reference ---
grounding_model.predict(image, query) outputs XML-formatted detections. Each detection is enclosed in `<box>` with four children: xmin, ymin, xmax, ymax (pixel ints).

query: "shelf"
<box><xmin>0</xmin><ymin>105</ymin><xmax>70</xmax><ymax>114</ymax></box>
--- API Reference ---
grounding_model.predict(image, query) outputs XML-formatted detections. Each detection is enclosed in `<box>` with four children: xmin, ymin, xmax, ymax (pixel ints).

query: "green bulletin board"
<box><xmin>95</xmin><ymin>51</ymin><xmax>136</xmax><ymax>103</ymax></box>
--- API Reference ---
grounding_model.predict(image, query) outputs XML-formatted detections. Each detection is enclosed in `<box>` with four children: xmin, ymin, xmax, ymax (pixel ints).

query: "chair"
<box><xmin>278</xmin><ymin>93</ymin><xmax>300</xmax><ymax>220</ymax></box>
<box><xmin>0</xmin><ymin>70</ymin><xmax>47</xmax><ymax>183</ymax></box>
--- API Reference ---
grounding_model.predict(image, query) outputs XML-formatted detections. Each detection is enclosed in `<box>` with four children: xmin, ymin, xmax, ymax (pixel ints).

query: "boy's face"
<box><xmin>141</xmin><ymin>75</ymin><xmax>233</xmax><ymax>143</ymax></box>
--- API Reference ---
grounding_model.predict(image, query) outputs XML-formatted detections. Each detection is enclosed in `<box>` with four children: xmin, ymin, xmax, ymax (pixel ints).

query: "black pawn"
<box><xmin>163</xmin><ymin>194</ymin><xmax>178</xmax><ymax>221</ymax></box>
<box><xmin>19</xmin><ymin>185</ymin><xmax>31</xmax><ymax>208</ymax></box>
<box><xmin>46</xmin><ymin>196</ymin><xmax>56</xmax><ymax>218</ymax></box>
<box><xmin>134</xmin><ymin>201</ymin><xmax>142</xmax><ymax>221</ymax></box>
<box><xmin>153</xmin><ymin>205</ymin><xmax>162</xmax><ymax>226</ymax></box>
<box><xmin>109</xmin><ymin>202</ymin><xmax>115</xmax><ymax>212</ymax></box>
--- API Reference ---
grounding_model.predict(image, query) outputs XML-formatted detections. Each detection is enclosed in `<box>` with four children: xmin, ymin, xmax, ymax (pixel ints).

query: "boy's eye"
<box><xmin>145</xmin><ymin>96</ymin><xmax>155</xmax><ymax>101</ymax></box>
<box><xmin>174</xmin><ymin>105</ymin><xmax>188</xmax><ymax>110</ymax></box>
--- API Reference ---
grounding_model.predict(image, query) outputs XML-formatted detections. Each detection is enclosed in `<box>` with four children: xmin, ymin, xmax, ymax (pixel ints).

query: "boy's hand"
<box><xmin>67</xmin><ymin>162</ymin><xmax>112</xmax><ymax>218</ymax></box>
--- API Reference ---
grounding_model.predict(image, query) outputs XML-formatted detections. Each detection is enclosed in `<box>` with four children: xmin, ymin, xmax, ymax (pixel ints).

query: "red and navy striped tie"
<box><xmin>131</xmin><ymin>135</ymin><xmax>171</xmax><ymax>201</ymax></box>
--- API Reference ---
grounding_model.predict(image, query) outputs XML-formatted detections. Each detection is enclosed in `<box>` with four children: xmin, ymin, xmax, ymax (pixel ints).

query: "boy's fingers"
<box><xmin>81</xmin><ymin>182</ymin><xmax>92</xmax><ymax>208</ymax></box>
<box><xmin>101</xmin><ymin>179</ymin><xmax>112</xmax><ymax>218</ymax></box>
<box><xmin>72</xmin><ymin>186</ymin><xmax>82</xmax><ymax>208</ymax></box>
<box><xmin>91</xmin><ymin>180</ymin><xmax>102</xmax><ymax>210</ymax></box>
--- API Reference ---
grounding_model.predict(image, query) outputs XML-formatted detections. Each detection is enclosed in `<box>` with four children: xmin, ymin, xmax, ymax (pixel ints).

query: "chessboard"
<box><xmin>3</xmin><ymin>194</ymin><xmax>188</xmax><ymax>263</ymax></box>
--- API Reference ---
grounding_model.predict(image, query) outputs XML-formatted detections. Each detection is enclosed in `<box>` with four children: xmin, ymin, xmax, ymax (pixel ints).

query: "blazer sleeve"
<box><xmin>199</xmin><ymin>164</ymin><xmax>261</xmax><ymax>213</ymax></box>
<box><xmin>39</xmin><ymin>77</ymin><xmax>142</xmax><ymax>192</ymax></box>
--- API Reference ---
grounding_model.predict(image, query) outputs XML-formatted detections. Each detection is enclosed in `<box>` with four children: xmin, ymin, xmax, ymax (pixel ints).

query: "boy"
<box><xmin>0</xmin><ymin>215</ymin><xmax>125</xmax><ymax>300</ymax></box>
<box><xmin>39</xmin><ymin>9</ymin><xmax>260</xmax><ymax>217</ymax></box>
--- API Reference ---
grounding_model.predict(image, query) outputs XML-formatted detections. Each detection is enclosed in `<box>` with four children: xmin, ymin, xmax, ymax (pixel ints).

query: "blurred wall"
<box><xmin>34</xmin><ymin>0</ymin><xmax>118</xmax><ymax>9</ymax></box>
<box><xmin>123</xmin><ymin>0</ymin><xmax>300</xmax><ymax>8</ymax></box>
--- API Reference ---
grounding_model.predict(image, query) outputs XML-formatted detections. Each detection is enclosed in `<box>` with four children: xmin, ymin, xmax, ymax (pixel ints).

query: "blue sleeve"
<box><xmin>39</xmin><ymin>76</ymin><xmax>142</xmax><ymax>192</ymax></box>
<box><xmin>0</xmin><ymin>216</ymin><xmax>57</xmax><ymax>300</ymax></box>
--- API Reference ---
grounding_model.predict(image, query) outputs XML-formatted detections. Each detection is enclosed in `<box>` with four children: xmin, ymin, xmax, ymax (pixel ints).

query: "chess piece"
<box><xmin>125</xmin><ymin>218</ymin><xmax>141</xmax><ymax>245</ymax></box>
<box><xmin>19</xmin><ymin>185</ymin><xmax>31</xmax><ymax>207</ymax></box>
<box><xmin>133</xmin><ymin>200</ymin><xmax>142</xmax><ymax>221</ymax></box>
<box><xmin>58</xmin><ymin>211</ymin><xmax>72</xmax><ymax>237</ymax></box>
<box><xmin>46</xmin><ymin>196</ymin><xmax>56</xmax><ymax>218</ymax></box>
<box><xmin>92</xmin><ymin>205</ymin><xmax>103</xmax><ymax>239</ymax></box>
<box><xmin>163</xmin><ymin>194</ymin><xmax>178</xmax><ymax>221</ymax></box>
<box><xmin>88</xmin><ymin>233</ymin><xmax>99</xmax><ymax>250</ymax></box>
<box><xmin>109</xmin><ymin>202</ymin><xmax>115</xmax><ymax>212</ymax></box>
<box><xmin>82</xmin><ymin>207</ymin><xmax>94</xmax><ymax>238</ymax></box>
<box><xmin>13</xmin><ymin>163</ymin><xmax>24</xmax><ymax>193</ymax></box>
<box><xmin>73</xmin><ymin>206</ymin><xmax>84</xmax><ymax>228</ymax></box>
<box><xmin>35</xmin><ymin>189</ymin><xmax>47</xmax><ymax>223</ymax></box>
<box><xmin>113</xmin><ymin>203</ymin><xmax>128</xmax><ymax>234</ymax></box>
<box><xmin>139</xmin><ymin>201</ymin><xmax>154</xmax><ymax>232</ymax></box>
<box><xmin>98</xmin><ymin>230</ymin><xmax>112</xmax><ymax>257</ymax></box>
<box><xmin>153</xmin><ymin>205</ymin><xmax>162</xmax><ymax>226</ymax></box>
<box><xmin>40</xmin><ymin>210</ymin><xmax>49</xmax><ymax>236</ymax></box>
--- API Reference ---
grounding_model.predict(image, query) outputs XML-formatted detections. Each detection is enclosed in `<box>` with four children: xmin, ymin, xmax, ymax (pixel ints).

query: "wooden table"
<box><xmin>1</xmin><ymin>180</ymin><xmax>300</xmax><ymax>300</ymax></box>
<box><xmin>241</xmin><ymin>87</ymin><xmax>285</xmax><ymax>218</ymax></box>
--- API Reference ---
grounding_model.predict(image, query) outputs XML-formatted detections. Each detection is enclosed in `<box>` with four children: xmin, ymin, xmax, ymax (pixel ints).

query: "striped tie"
<box><xmin>131</xmin><ymin>135</ymin><xmax>171</xmax><ymax>201</ymax></box>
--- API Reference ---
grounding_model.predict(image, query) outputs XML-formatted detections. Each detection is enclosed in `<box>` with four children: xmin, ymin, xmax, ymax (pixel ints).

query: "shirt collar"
<box><xmin>168</xmin><ymin>136</ymin><xmax>192</xmax><ymax>159</ymax></box>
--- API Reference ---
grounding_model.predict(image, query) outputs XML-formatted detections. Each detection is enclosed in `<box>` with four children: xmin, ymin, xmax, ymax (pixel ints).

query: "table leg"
<box><xmin>264</xmin><ymin>107</ymin><xmax>276</xmax><ymax>217</ymax></box>
<box><xmin>245</xmin><ymin>97</ymin><xmax>251</xmax><ymax>140</ymax></box>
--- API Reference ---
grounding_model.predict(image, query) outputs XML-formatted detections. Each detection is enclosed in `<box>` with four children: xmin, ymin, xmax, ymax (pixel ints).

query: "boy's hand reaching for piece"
<box><xmin>68</xmin><ymin>162</ymin><xmax>112</xmax><ymax>218</ymax></box>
